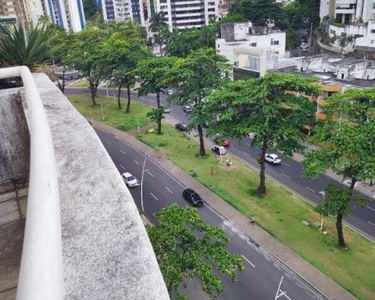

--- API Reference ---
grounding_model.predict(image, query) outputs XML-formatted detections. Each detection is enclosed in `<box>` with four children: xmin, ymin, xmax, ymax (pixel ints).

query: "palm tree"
<box><xmin>149</xmin><ymin>11</ymin><xmax>168</xmax><ymax>56</ymax></box>
<box><xmin>0</xmin><ymin>23</ymin><xmax>56</xmax><ymax>70</ymax></box>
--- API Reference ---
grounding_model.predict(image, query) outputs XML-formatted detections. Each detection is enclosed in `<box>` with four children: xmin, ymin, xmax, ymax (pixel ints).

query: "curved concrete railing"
<box><xmin>0</xmin><ymin>67</ymin><xmax>64</xmax><ymax>300</ymax></box>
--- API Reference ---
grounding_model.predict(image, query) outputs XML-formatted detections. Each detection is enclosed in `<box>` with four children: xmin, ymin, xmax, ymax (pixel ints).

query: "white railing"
<box><xmin>0</xmin><ymin>67</ymin><xmax>64</xmax><ymax>300</ymax></box>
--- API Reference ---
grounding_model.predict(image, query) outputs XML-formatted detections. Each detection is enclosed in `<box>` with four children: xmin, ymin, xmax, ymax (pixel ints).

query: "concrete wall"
<box><xmin>28</xmin><ymin>74</ymin><xmax>169</xmax><ymax>300</ymax></box>
<box><xmin>0</xmin><ymin>90</ymin><xmax>30</xmax><ymax>184</ymax></box>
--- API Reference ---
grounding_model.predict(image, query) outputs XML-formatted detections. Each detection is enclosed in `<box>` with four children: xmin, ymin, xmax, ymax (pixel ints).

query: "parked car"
<box><xmin>211</xmin><ymin>145</ymin><xmax>227</xmax><ymax>155</ymax></box>
<box><xmin>175</xmin><ymin>123</ymin><xmax>188</xmax><ymax>131</ymax></box>
<box><xmin>167</xmin><ymin>89</ymin><xmax>173</xmax><ymax>95</ymax></box>
<box><xmin>164</xmin><ymin>107</ymin><xmax>171</xmax><ymax>113</ymax></box>
<box><xmin>183</xmin><ymin>188</ymin><xmax>203</xmax><ymax>207</ymax></box>
<box><xmin>300</xmin><ymin>42</ymin><xmax>309</xmax><ymax>51</ymax></box>
<box><xmin>59</xmin><ymin>75</ymin><xmax>74</xmax><ymax>80</ymax></box>
<box><xmin>214</xmin><ymin>136</ymin><xmax>230</xmax><ymax>147</ymax></box>
<box><xmin>183</xmin><ymin>105</ymin><xmax>192</xmax><ymax>113</ymax></box>
<box><xmin>265</xmin><ymin>154</ymin><xmax>281</xmax><ymax>165</ymax></box>
<box><xmin>122</xmin><ymin>172</ymin><xmax>140</xmax><ymax>187</ymax></box>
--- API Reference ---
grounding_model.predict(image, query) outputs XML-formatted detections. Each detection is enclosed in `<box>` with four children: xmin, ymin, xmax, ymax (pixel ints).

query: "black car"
<box><xmin>175</xmin><ymin>123</ymin><xmax>188</xmax><ymax>131</ymax></box>
<box><xmin>59</xmin><ymin>75</ymin><xmax>74</xmax><ymax>80</ymax></box>
<box><xmin>183</xmin><ymin>188</ymin><xmax>203</xmax><ymax>207</ymax></box>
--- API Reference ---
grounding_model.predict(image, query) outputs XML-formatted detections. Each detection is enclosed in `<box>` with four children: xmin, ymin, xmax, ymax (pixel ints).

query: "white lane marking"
<box><xmin>120</xmin><ymin>150</ymin><xmax>126</xmax><ymax>155</ymax></box>
<box><xmin>282</xmin><ymin>162</ymin><xmax>290</xmax><ymax>167</ymax></box>
<box><xmin>185</xmin><ymin>205</ymin><xmax>189</xmax><ymax>208</ymax></box>
<box><xmin>282</xmin><ymin>173</ymin><xmax>290</xmax><ymax>179</ymax></box>
<box><xmin>106</xmin><ymin>141</ymin><xmax>112</xmax><ymax>145</ymax></box>
<box><xmin>150</xmin><ymin>192</ymin><xmax>158</xmax><ymax>201</ymax></box>
<box><xmin>146</xmin><ymin>171</ymin><xmax>154</xmax><ymax>178</ymax></box>
<box><xmin>366</xmin><ymin>205</ymin><xmax>375</xmax><ymax>212</ymax></box>
<box><xmin>120</xmin><ymin>164</ymin><xmax>126</xmax><ymax>170</ymax></box>
<box><xmin>165</xmin><ymin>186</ymin><xmax>173</xmax><ymax>194</ymax></box>
<box><xmin>245</xmin><ymin>143</ymin><xmax>250</xmax><ymax>146</ymax></box>
<box><xmin>241</xmin><ymin>255</ymin><xmax>255</xmax><ymax>268</ymax></box>
<box><xmin>133</xmin><ymin>160</ymin><xmax>139</xmax><ymax>165</ymax></box>
<box><xmin>368</xmin><ymin>221</ymin><xmax>375</xmax><ymax>227</ymax></box>
<box><xmin>306</xmin><ymin>186</ymin><xmax>316</xmax><ymax>193</ymax></box>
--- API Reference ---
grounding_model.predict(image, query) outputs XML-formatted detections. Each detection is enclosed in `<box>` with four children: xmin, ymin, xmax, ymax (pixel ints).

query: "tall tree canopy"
<box><xmin>101</xmin><ymin>21</ymin><xmax>151</xmax><ymax>111</ymax></box>
<box><xmin>135</xmin><ymin>56</ymin><xmax>177</xmax><ymax>133</ymax></box>
<box><xmin>149</xmin><ymin>11</ymin><xmax>169</xmax><ymax>56</ymax></box>
<box><xmin>166</xmin><ymin>48</ymin><xmax>230</xmax><ymax>156</ymax></box>
<box><xmin>147</xmin><ymin>204</ymin><xmax>244</xmax><ymax>300</ymax></box>
<box><xmin>303</xmin><ymin>88</ymin><xmax>375</xmax><ymax>247</ymax></box>
<box><xmin>204</xmin><ymin>73</ymin><xmax>320</xmax><ymax>195</ymax></box>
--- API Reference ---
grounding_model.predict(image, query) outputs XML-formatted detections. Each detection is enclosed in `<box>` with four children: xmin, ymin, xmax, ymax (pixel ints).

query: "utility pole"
<box><xmin>319</xmin><ymin>191</ymin><xmax>326</xmax><ymax>230</ymax></box>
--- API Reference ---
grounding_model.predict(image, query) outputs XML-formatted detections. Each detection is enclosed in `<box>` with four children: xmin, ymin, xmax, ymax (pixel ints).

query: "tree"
<box><xmin>316</xmin><ymin>184</ymin><xmax>369</xmax><ymax>248</ymax></box>
<box><xmin>285</xmin><ymin>27</ymin><xmax>301</xmax><ymax>50</ymax></box>
<box><xmin>135</xmin><ymin>57</ymin><xmax>177</xmax><ymax>133</ymax></box>
<box><xmin>242</xmin><ymin>0</ymin><xmax>281</xmax><ymax>26</ymax></box>
<box><xmin>149</xmin><ymin>11</ymin><xmax>169</xmax><ymax>56</ymax></box>
<box><xmin>63</xmin><ymin>27</ymin><xmax>107</xmax><ymax>106</ymax></box>
<box><xmin>146</xmin><ymin>204</ymin><xmax>244</xmax><ymax>300</ymax></box>
<box><xmin>0</xmin><ymin>23</ymin><xmax>56</xmax><ymax>70</ymax></box>
<box><xmin>101</xmin><ymin>21</ymin><xmax>151</xmax><ymax>111</ymax></box>
<box><xmin>164</xmin><ymin>28</ymin><xmax>201</xmax><ymax>58</ymax></box>
<box><xmin>83</xmin><ymin>0</ymin><xmax>100</xmax><ymax>20</ymax></box>
<box><xmin>166</xmin><ymin>48</ymin><xmax>230</xmax><ymax>156</ymax></box>
<box><xmin>303</xmin><ymin>90</ymin><xmax>375</xmax><ymax>245</ymax></box>
<box><xmin>204</xmin><ymin>73</ymin><xmax>320</xmax><ymax>195</ymax></box>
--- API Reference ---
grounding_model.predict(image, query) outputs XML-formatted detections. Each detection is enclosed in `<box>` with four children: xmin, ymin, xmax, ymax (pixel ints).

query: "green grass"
<box><xmin>138</xmin><ymin>125</ymin><xmax>375</xmax><ymax>300</ymax></box>
<box><xmin>69</xmin><ymin>79</ymin><xmax>89</xmax><ymax>88</ymax></box>
<box><xmin>68</xmin><ymin>95</ymin><xmax>152</xmax><ymax>131</ymax></box>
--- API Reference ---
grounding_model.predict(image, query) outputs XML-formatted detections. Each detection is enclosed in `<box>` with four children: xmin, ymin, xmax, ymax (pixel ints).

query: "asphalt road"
<box><xmin>65</xmin><ymin>87</ymin><xmax>375</xmax><ymax>239</ymax></box>
<box><xmin>95</xmin><ymin>128</ymin><xmax>324</xmax><ymax>300</ymax></box>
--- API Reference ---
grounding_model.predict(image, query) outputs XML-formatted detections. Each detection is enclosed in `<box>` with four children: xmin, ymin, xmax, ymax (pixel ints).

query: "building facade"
<box><xmin>320</xmin><ymin>0</ymin><xmax>375</xmax><ymax>23</ymax></box>
<box><xmin>216</xmin><ymin>22</ymin><xmax>287</xmax><ymax>77</ymax></box>
<box><xmin>102</xmin><ymin>0</ymin><xmax>145</xmax><ymax>23</ymax></box>
<box><xmin>43</xmin><ymin>0</ymin><xmax>85</xmax><ymax>32</ymax></box>
<box><xmin>157</xmin><ymin>0</ymin><xmax>219</xmax><ymax>30</ymax></box>
<box><xmin>0</xmin><ymin>0</ymin><xmax>28</xmax><ymax>27</ymax></box>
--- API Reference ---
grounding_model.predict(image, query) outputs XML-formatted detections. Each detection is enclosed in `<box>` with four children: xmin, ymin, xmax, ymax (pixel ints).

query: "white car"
<box><xmin>122</xmin><ymin>172</ymin><xmax>140</xmax><ymax>187</ymax></box>
<box><xmin>167</xmin><ymin>89</ymin><xmax>173</xmax><ymax>95</ymax></box>
<box><xmin>212</xmin><ymin>145</ymin><xmax>227</xmax><ymax>155</ymax></box>
<box><xmin>183</xmin><ymin>105</ymin><xmax>192</xmax><ymax>113</ymax></box>
<box><xmin>300</xmin><ymin>42</ymin><xmax>309</xmax><ymax>51</ymax></box>
<box><xmin>265</xmin><ymin>154</ymin><xmax>281</xmax><ymax>165</ymax></box>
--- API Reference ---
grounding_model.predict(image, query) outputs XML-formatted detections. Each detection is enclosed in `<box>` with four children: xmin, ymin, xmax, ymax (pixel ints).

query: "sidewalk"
<box><xmin>93</xmin><ymin>120</ymin><xmax>357</xmax><ymax>300</ymax></box>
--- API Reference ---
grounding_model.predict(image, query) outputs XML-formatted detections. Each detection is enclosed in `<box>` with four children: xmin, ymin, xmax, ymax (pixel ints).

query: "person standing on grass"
<box><xmin>210</xmin><ymin>166</ymin><xmax>214</xmax><ymax>176</ymax></box>
<box><xmin>250</xmin><ymin>215</ymin><xmax>255</xmax><ymax>225</ymax></box>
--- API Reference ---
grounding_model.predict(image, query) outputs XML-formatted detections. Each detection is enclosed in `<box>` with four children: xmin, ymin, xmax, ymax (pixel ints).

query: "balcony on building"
<box><xmin>0</xmin><ymin>69</ymin><xmax>169</xmax><ymax>300</ymax></box>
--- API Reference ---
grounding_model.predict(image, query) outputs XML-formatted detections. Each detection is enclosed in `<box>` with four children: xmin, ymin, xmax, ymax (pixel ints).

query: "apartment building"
<box><xmin>43</xmin><ymin>0</ymin><xmax>85</xmax><ymax>32</ymax></box>
<box><xmin>157</xmin><ymin>0</ymin><xmax>219</xmax><ymax>30</ymax></box>
<box><xmin>320</xmin><ymin>0</ymin><xmax>375</xmax><ymax>23</ymax></box>
<box><xmin>102</xmin><ymin>0</ymin><xmax>144</xmax><ymax>23</ymax></box>
<box><xmin>0</xmin><ymin>0</ymin><xmax>27</xmax><ymax>26</ymax></box>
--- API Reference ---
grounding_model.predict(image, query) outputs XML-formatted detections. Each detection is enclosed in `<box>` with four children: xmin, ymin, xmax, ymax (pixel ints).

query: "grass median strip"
<box><xmin>68</xmin><ymin>95</ymin><xmax>151</xmax><ymax>131</ymax></box>
<box><xmin>138</xmin><ymin>125</ymin><xmax>375</xmax><ymax>300</ymax></box>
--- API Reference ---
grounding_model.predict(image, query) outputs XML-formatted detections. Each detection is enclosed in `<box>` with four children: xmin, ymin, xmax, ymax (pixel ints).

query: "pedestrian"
<box><xmin>250</xmin><ymin>215</ymin><xmax>255</xmax><ymax>225</ymax></box>
<box><xmin>210</xmin><ymin>166</ymin><xmax>214</xmax><ymax>176</ymax></box>
<box><xmin>226</xmin><ymin>158</ymin><xmax>232</xmax><ymax>166</ymax></box>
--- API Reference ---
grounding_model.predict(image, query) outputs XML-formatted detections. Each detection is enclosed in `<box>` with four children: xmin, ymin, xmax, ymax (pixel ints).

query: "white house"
<box><xmin>216</xmin><ymin>22</ymin><xmax>287</xmax><ymax>77</ymax></box>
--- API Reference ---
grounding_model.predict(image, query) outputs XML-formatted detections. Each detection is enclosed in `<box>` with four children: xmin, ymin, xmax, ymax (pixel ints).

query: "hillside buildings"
<box><xmin>102</xmin><ymin>0</ymin><xmax>144</xmax><ymax>23</ymax></box>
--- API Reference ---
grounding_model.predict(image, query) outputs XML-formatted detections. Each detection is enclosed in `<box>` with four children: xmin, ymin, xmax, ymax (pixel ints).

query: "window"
<box><xmin>371</xmin><ymin>40</ymin><xmax>374</xmax><ymax>44</ymax></box>
<box><xmin>249</xmin><ymin>57</ymin><xmax>260</xmax><ymax>71</ymax></box>
<box><xmin>371</xmin><ymin>29</ymin><xmax>375</xmax><ymax>33</ymax></box>
<box><xmin>250</xmin><ymin>42</ymin><xmax>256</xmax><ymax>47</ymax></box>
<box><xmin>273</xmin><ymin>40</ymin><xmax>279</xmax><ymax>45</ymax></box>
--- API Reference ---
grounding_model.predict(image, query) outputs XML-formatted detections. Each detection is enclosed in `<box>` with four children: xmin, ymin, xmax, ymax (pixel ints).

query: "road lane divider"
<box><xmin>165</xmin><ymin>186</ymin><xmax>173</xmax><ymax>194</ymax></box>
<box><xmin>150</xmin><ymin>192</ymin><xmax>158</xmax><ymax>201</ymax></box>
<box><xmin>366</xmin><ymin>205</ymin><xmax>375</xmax><ymax>212</ymax></box>
<box><xmin>305</xmin><ymin>186</ymin><xmax>316</xmax><ymax>193</ymax></box>
<box><xmin>241</xmin><ymin>255</ymin><xmax>255</xmax><ymax>268</ymax></box>
<box><xmin>133</xmin><ymin>160</ymin><xmax>139</xmax><ymax>165</ymax></box>
<box><xmin>120</xmin><ymin>150</ymin><xmax>126</xmax><ymax>155</ymax></box>
<box><xmin>368</xmin><ymin>221</ymin><xmax>375</xmax><ymax>227</ymax></box>
<box><xmin>120</xmin><ymin>164</ymin><xmax>126</xmax><ymax>170</ymax></box>
<box><xmin>105</xmin><ymin>141</ymin><xmax>112</xmax><ymax>145</ymax></box>
<box><xmin>282</xmin><ymin>162</ymin><xmax>290</xmax><ymax>167</ymax></box>
<box><xmin>146</xmin><ymin>171</ymin><xmax>154</xmax><ymax>178</ymax></box>
<box><xmin>282</xmin><ymin>173</ymin><xmax>291</xmax><ymax>179</ymax></box>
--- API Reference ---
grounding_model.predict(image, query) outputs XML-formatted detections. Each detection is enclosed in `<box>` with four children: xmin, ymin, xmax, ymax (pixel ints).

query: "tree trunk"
<box><xmin>258</xmin><ymin>139</ymin><xmax>268</xmax><ymax>195</ymax></box>
<box><xmin>89</xmin><ymin>81</ymin><xmax>97</xmax><ymax>106</ymax></box>
<box><xmin>336</xmin><ymin>212</ymin><xmax>346</xmax><ymax>248</ymax></box>
<box><xmin>61</xmin><ymin>67</ymin><xmax>66</xmax><ymax>94</ymax></box>
<box><xmin>156</xmin><ymin>92</ymin><xmax>162</xmax><ymax>134</ymax></box>
<box><xmin>126</xmin><ymin>83</ymin><xmax>131</xmax><ymax>113</ymax></box>
<box><xmin>117</xmin><ymin>84</ymin><xmax>122</xmax><ymax>109</ymax></box>
<box><xmin>349</xmin><ymin>177</ymin><xmax>357</xmax><ymax>191</ymax></box>
<box><xmin>197</xmin><ymin>124</ymin><xmax>206</xmax><ymax>157</ymax></box>
<box><xmin>159</xmin><ymin>42</ymin><xmax>163</xmax><ymax>57</ymax></box>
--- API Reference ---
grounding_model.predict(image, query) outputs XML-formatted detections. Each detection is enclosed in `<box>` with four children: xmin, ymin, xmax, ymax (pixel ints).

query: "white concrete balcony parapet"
<box><xmin>0</xmin><ymin>70</ymin><xmax>170</xmax><ymax>300</ymax></box>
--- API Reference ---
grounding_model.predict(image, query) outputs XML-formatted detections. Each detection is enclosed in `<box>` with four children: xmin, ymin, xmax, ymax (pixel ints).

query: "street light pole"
<box><xmin>140</xmin><ymin>158</ymin><xmax>147</xmax><ymax>212</ymax></box>
<box><xmin>319</xmin><ymin>191</ymin><xmax>326</xmax><ymax>230</ymax></box>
